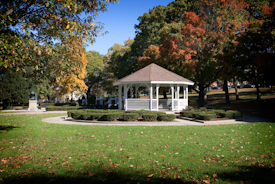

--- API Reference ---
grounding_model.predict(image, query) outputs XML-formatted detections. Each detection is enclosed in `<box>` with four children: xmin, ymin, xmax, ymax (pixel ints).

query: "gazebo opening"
<box><xmin>113</xmin><ymin>63</ymin><xmax>194</xmax><ymax>111</ymax></box>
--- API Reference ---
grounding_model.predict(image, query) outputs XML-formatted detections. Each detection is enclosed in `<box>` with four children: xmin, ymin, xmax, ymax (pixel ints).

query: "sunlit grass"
<box><xmin>0</xmin><ymin>114</ymin><xmax>274</xmax><ymax>183</ymax></box>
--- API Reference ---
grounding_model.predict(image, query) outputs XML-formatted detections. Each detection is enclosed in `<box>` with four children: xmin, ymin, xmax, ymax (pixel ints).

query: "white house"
<box><xmin>113</xmin><ymin>63</ymin><xmax>194</xmax><ymax>111</ymax></box>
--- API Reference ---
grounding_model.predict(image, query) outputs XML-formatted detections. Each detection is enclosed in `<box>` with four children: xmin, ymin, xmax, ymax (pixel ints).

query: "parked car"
<box><xmin>244</xmin><ymin>84</ymin><xmax>255</xmax><ymax>88</ymax></box>
<box><xmin>212</xmin><ymin>86</ymin><xmax>220</xmax><ymax>89</ymax></box>
<box><xmin>237</xmin><ymin>85</ymin><xmax>244</xmax><ymax>88</ymax></box>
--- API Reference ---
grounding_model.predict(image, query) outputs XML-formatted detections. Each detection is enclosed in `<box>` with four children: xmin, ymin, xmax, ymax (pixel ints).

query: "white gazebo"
<box><xmin>113</xmin><ymin>63</ymin><xmax>194</xmax><ymax>111</ymax></box>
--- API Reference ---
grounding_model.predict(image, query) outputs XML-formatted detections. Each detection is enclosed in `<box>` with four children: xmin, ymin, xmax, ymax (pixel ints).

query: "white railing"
<box><xmin>127</xmin><ymin>99</ymin><xmax>150</xmax><ymax>110</ymax></box>
<box><xmin>126</xmin><ymin>98</ymin><xmax>188</xmax><ymax>111</ymax></box>
<box><xmin>159</xmin><ymin>99</ymin><xmax>172</xmax><ymax>109</ymax></box>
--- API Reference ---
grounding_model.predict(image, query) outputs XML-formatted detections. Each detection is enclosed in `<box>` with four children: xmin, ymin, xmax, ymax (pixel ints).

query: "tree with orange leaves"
<box><xmin>138</xmin><ymin>0</ymin><xmax>249</xmax><ymax>107</ymax></box>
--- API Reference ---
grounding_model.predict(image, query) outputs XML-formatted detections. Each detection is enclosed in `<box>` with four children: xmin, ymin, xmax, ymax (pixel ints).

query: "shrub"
<box><xmin>198</xmin><ymin>107</ymin><xmax>207</xmax><ymax>112</ymax></box>
<box><xmin>80</xmin><ymin>113</ymin><xmax>91</xmax><ymax>120</ymax></box>
<box><xmin>142</xmin><ymin>114</ymin><xmax>157</xmax><ymax>121</ymax></box>
<box><xmin>180</xmin><ymin>111</ymin><xmax>194</xmax><ymax>118</ymax></box>
<box><xmin>123</xmin><ymin>113</ymin><xmax>139</xmax><ymax>121</ymax></box>
<box><xmin>198</xmin><ymin>113</ymin><xmax>217</xmax><ymax>120</ymax></box>
<box><xmin>208</xmin><ymin>109</ymin><xmax>226</xmax><ymax>116</ymax></box>
<box><xmin>71</xmin><ymin>111</ymin><xmax>82</xmax><ymax>119</ymax></box>
<box><xmin>157</xmin><ymin>114</ymin><xmax>176</xmax><ymax>121</ymax></box>
<box><xmin>99</xmin><ymin>113</ymin><xmax>122</xmax><ymax>121</ymax></box>
<box><xmin>185</xmin><ymin>106</ymin><xmax>194</xmax><ymax>111</ymax></box>
<box><xmin>192</xmin><ymin>112</ymin><xmax>201</xmax><ymax>119</ymax></box>
<box><xmin>227</xmin><ymin>110</ymin><xmax>242</xmax><ymax>118</ymax></box>
<box><xmin>46</xmin><ymin>106</ymin><xmax>84</xmax><ymax>111</ymax></box>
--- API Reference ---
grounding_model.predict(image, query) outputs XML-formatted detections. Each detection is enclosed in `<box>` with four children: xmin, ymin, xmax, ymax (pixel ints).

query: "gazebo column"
<box><xmin>185</xmin><ymin>86</ymin><xmax>188</xmax><ymax>106</ymax></box>
<box><xmin>124</xmin><ymin>84</ymin><xmax>128</xmax><ymax>111</ymax></box>
<box><xmin>130</xmin><ymin>87</ymin><xmax>133</xmax><ymax>98</ymax></box>
<box><xmin>176</xmin><ymin>85</ymin><xmax>180</xmax><ymax>111</ymax></box>
<box><xmin>171</xmin><ymin>85</ymin><xmax>174</xmax><ymax>111</ymax></box>
<box><xmin>156</xmin><ymin>84</ymin><xmax>159</xmax><ymax>111</ymax></box>
<box><xmin>149</xmin><ymin>85</ymin><xmax>153</xmax><ymax>111</ymax></box>
<box><xmin>118</xmin><ymin>85</ymin><xmax>122</xmax><ymax>110</ymax></box>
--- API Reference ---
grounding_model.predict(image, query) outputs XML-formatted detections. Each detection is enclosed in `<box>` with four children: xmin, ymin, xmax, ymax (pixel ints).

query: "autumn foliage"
<box><xmin>138</xmin><ymin>0</ymin><xmax>249</xmax><ymax>107</ymax></box>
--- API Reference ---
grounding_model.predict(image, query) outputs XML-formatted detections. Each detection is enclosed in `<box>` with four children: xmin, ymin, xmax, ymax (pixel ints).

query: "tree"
<box><xmin>138</xmin><ymin>0</ymin><xmax>249</xmax><ymax>107</ymax></box>
<box><xmin>105</xmin><ymin>38</ymin><xmax>134</xmax><ymax>79</ymax></box>
<box><xmin>0</xmin><ymin>68</ymin><xmax>35</xmax><ymax>109</ymax></box>
<box><xmin>0</xmin><ymin>0</ymin><xmax>117</xmax><ymax>95</ymax></box>
<box><xmin>85</xmin><ymin>50</ymin><xmax>104</xmax><ymax>98</ymax></box>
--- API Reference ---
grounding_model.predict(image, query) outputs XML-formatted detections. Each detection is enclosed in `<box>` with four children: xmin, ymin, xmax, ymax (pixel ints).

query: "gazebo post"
<box><xmin>171</xmin><ymin>85</ymin><xmax>174</xmax><ymax>111</ymax></box>
<box><xmin>156</xmin><ymin>84</ymin><xmax>159</xmax><ymax>111</ymax></box>
<box><xmin>124</xmin><ymin>84</ymin><xmax>128</xmax><ymax>111</ymax></box>
<box><xmin>118</xmin><ymin>85</ymin><xmax>122</xmax><ymax>110</ymax></box>
<box><xmin>130</xmin><ymin>87</ymin><xmax>133</xmax><ymax>98</ymax></box>
<box><xmin>177</xmin><ymin>85</ymin><xmax>180</xmax><ymax>111</ymax></box>
<box><xmin>149</xmin><ymin>84</ymin><xmax>153</xmax><ymax>111</ymax></box>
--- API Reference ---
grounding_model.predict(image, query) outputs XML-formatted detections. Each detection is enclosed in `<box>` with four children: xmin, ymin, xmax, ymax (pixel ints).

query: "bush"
<box><xmin>80</xmin><ymin>113</ymin><xmax>91</xmax><ymax>120</ymax></box>
<box><xmin>185</xmin><ymin>106</ymin><xmax>194</xmax><ymax>111</ymax></box>
<box><xmin>157</xmin><ymin>114</ymin><xmax>176</xmax><ymax>121</ymax></box>
<box><xmin>99</xmin><ymin>113</ymin><xmax>122</xmax><ymax>121</ymax></box>
<box><xmin>71</xmin><ymin>111</ymin><xmax>83</xmax><ymax>119</ymax></box>
<box><xmin>180</xmin><ymin>111</ymin><xmax>194</xmax><ymax>118</ymax></box>
<box><xmin>142</xmin><ymin>114</ymin><xmax>157</xmax><ymax>121</ymax></box>
<box><xmin>46</xmin><ymin>106</ymin><xmax>84</xmax><ymax>111</ymax></box>
<box><xmin>208</xmin><ymin>109</ymin><xmax>226</xmax><ymax>116</ymax></box>
<box><xmin>198</xmin><ymin>113</ymin><xmax>216</xmax><ymax>120</ymax></box>
<box><xmin>220</xmin><ymin>110</ymin><xmax>241</xmax><ymax>119</ymax></box>
<box><xmin>71</xmin><ymin>101</ymin><xmax>79</xmax><ymax>106</ymax></box>
<box><xmin>192</xmin><ymin>112</ymin><xmax>201</xmax><ymax>119</ymax></box>
<box><xmin>198</xmin><ymin>107</ymin><xmax>207</xmax><ymax>112</ymax></box>
<box><xmin>123</xmin><ymin>113</ymin><xmax>139</xmax><ymax>121</ymax></box>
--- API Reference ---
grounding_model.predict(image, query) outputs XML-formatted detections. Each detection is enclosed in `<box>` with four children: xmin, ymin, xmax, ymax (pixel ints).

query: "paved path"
<box><xmin>0</xmin><ymin>110</ymin><xmax>269</xmax><ymax>126</ymax></box>
<box><xmin>41</xmin><ymin>115</ymin><xmax>268</xmax><ymax>126</ymax></box>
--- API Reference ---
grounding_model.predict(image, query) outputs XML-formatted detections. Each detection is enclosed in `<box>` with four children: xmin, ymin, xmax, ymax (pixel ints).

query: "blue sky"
<box><xmin>86</xmin><ymin>0</ymin><xmax>174</xmax><ymax>55</ymax></box>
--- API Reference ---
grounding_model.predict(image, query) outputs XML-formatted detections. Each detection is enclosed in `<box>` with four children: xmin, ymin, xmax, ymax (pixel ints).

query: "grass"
<box><xmin>0</xmin><ymin>113</ymin><xmax>274</xmax><ymax>183</ymax></box>
<box><xmin>188</xmin><ymin>88</ymin><xmax>275</xmax><ymax>121</ymax></box>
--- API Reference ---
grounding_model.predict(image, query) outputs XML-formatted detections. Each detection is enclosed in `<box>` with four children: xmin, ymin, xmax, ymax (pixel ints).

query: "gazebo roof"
<box><xmin>113</xmin><ymin>63</ymin><xmax>194</xmax><ymax>86</ymax></box>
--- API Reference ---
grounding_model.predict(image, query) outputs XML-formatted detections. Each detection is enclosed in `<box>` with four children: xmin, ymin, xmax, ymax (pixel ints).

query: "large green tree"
<box><xmin>138</xmin><ymin>0</ymin><xmax>249</xmax><ymax>107</ymax></box>
<box><xmin>85</xmin><ymin>50</ymin><xmax>104</xmax><ymax>98</ymax></box>
<box><xmin>0</xmin><ymin>68</ymin><xmax>35</xmax><ymax>109</ymax></box>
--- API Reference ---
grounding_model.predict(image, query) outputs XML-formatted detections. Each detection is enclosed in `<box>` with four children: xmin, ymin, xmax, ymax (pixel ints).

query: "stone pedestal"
<box><xmin>28</xmin><ymin>100</ymin><xmax>38</xmax><ymax>111</ymax></box>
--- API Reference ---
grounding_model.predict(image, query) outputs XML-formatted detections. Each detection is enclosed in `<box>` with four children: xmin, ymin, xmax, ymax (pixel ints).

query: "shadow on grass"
<box><xmin>217</xmin><ymin>165</ymin><xmax>275</xmax><ymax>183</ymax></box>
<box><xmin>0</xmin><ymin>125</ymin><xmax>18</xmax><ymax>132</ymax></box>
<box><xmin>2</xmin><ymin>168</ymin><xmax>192</xmax><ymax>184</ymax></box>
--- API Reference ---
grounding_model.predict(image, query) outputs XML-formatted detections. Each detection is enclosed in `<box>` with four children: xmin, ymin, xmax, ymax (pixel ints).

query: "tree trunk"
<box><xmin>224</xmin><ymin>78</ymin><xmax>230</xmax><ymax>104</ymax></box>
<box><xmin>198</xmin><ymin>83</ymin><xmax>207</xmax><ymax>108</ymax></box>
<box><xmin>256</xmin><ymin>84</ymin><xmax>261</xmax><ymax>100</ymax></box>
<box><xmin>163</xmin><ymin>91</ymin><xmax>167</xmax><ymax>99</ymax></box>
<box><xmin>3</xmin><ymin>100</ymin><xmax>12</xmax><ymax>110</ymax></box>
<box><xmin>233</xmin><ymin>76</ymin><xmax>239</xmax><ymax>100</ymax></box>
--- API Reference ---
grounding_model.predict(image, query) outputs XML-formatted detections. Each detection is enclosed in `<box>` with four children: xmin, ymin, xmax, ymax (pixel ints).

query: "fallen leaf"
<box><xmin>161</xmin><ymin>155</ymin><xmax>165</xmax><ymax>158</ymax></box>
<box><xmin>213</xmin><ymin>173</ymin><xmax>217</xmax><ymax>178</ymax></box>
<box><xmin>203</xmin><ymin>180</ymin><xmax>210</xmax><ymax>184</ymax></box>
<box><xmin>223</xmin><ymin>164</ymin><xmax>228</xmax><ymax>166</ymax></box>
<box><xmin>147</xmin><ymin>174</ymin><xmax>154</xmax><ymax>178</ymax></box>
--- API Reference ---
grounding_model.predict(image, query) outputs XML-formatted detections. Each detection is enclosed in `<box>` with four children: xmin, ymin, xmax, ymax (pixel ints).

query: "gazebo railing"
<box><xmin>126</xmin><ymin>99</ymin><xmax>188</xmax><ymax>111</ymax></box>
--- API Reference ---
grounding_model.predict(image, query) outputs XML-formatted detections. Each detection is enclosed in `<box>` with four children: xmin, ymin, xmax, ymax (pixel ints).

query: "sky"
<box><xmin>86</xmin><ymin>0</ymin><xmax>174</xmax><ymax>55</ymax></box>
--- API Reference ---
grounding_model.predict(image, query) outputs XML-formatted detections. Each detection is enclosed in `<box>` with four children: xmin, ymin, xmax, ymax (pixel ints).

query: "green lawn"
<box><xmin>0</xmin><ymin>113</ymin><xmax>274</xmax><ymax>183</ymax></box>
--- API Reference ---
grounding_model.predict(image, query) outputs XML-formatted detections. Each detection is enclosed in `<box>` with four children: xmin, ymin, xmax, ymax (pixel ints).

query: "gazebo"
<box><xmin>113</xmin><ymin>63</ymin><xmax>194</xmax><ymax>111</ymax></box>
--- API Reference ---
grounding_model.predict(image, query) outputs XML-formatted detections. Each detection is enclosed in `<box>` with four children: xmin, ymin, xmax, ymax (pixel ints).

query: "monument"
<box><xmin>28</xmin><ymin>91</ymin><xmax>38</xmax><ymax>111</ymax></box>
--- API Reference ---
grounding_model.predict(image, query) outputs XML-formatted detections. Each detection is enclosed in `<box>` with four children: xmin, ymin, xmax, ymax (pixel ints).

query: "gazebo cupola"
<box><xmin>113</xmin><ymin>63</ymin><xmax>194</xmax><ymax>111</ymax></box>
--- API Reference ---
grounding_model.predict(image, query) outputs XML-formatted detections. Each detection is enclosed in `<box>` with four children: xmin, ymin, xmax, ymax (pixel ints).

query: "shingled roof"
<box><xmin>113</xmin><ymin>63</ymin><xmax>194</xmax><ymax>86</ymax></box>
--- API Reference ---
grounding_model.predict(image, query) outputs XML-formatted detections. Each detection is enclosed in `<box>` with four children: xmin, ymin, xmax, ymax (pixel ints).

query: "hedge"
<box><xmin>157</xmin><ymin>114</ymin><xmax>176</xmax><ymax>121</ymax></box>
<box><xmin>142</xmin><ymin>114</ymin><xmax>157</xmax><ymax>121</ymax></box>
<box><xmin>99</xmin><ymin>113</ymin><xmax>123</xmax><ymax>121</ymax></box>
<box><xmin>180</xmin><ymin>111</ymin><xmax>194</xmax><ymax>118</ymax></box>
<box><xmin>198</xmin><ymin>113</ymin><xmax>217</xmax><ymax>120</ymax></box>
<box><xmin>47</xmin><ymin>106</ymin><xmax>84</xmax><ymax>111</ymax></box>
<box><xmin>123</xmin><ymin>113</ymin><xmax>139</xmax><ymax>121</ymax></box>
<box><xmin>220</xmin><ymin>110</ymin><xmax>242</xmax><ymax>119</ymax></box>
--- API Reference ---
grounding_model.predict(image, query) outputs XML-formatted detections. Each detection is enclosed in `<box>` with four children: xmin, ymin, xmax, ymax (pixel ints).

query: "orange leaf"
<box><xmin>161</xmin><ymin>155</ymin><xmax>165</xmax><ymax>157</ymax></box>
<box><xmin>203</xmin><ymin>180</ymin><xmax>210</xmax><ymax>184</ymax></box>
<box><xmin>271</xmin><ymin>163</ymin><xmax>274</xmax><ymax>167</ymax></box>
